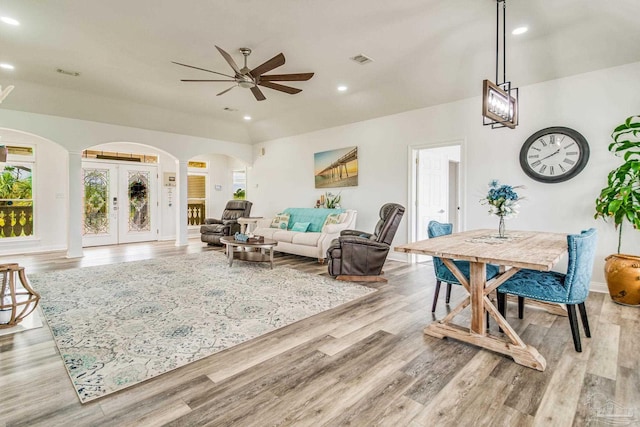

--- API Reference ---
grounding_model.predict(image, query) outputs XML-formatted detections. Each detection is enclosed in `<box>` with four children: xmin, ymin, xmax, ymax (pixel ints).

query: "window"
<box><xmin>0</xmin><ymin>146</ymin><xmax>35</xmax><ymax>238</ymax></box>
<box><xmin>232</xmin><ymin>169</ymin><xmax>246</xmax><ymax>200</ymax></box>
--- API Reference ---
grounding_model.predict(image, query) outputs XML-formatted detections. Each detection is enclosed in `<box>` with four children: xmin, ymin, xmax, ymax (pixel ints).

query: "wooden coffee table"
<box><xmin>219</xmin><ymin>236</ymin><xmax>278</xmax><ymax>269</ymax></box>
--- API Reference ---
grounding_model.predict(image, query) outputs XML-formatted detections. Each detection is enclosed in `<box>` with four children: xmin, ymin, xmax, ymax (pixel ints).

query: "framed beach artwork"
<box><xmin>314</xmin><ymin>146</ymin><xmax>358</xmax><ymax>188</ymax></box>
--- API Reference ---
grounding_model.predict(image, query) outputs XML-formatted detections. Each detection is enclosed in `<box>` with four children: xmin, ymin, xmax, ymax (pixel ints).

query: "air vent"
<box><xmin>56</xmin><ymin>68</ymin><xmax>80</xmax><ymax>77</ymax></box>
<box><xmin>350</xmin><ymin>54</ymin><xmax>374</xmax><ymax>65</ymax></box>
<box><xmin>223</xmin><ymin>107</ymin><xmax>238</xmax><ymax>112</ymax></box>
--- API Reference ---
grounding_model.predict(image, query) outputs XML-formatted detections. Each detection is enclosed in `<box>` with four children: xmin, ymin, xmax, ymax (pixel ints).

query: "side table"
<box><xmin>0</xmin><ymin>263</ymin><xmax>41</xmax><ymax>328</ymax></box>
<box><xmin>238</xmin><ymin>217</ymin><xmax>263</xmax><ymax>234</ymax></box>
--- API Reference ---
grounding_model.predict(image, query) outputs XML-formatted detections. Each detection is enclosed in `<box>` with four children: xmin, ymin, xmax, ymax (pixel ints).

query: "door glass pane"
<box><xmin>128</xmin><ymin>171</ymin><xmax>150</xmax><ymax>232</ymax></box>
<box><xmin>83</xmin><ymin>168</ymin><xmax>110</xmax><ymax>235</ymax></box>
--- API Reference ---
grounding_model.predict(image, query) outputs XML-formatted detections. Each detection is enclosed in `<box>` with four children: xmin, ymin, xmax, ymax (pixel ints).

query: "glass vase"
<box><xmin>498</xmin><ymin>215</ymin><xmax>506</xmax><ymax>238</ymax></box>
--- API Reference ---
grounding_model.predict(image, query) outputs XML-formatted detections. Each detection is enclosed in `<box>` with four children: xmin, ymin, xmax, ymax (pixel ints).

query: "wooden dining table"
<box><xmin>395</xmin><ymin>229</ymin><xmax>568</xmax><ymax>371</ymax></box>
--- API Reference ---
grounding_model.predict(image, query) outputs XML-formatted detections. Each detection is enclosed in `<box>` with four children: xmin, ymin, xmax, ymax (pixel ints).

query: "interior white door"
<box><xmin>417</xmin><ymin>149</ymin><xmax>449</xmax><ymax>241</ymax></box>
<box><xmin>411</xmin><ymin>144</ymin><xmax>462</xmax><ymax>263</ymax></box>
<box><xmin>82</xmin><ymin>161</ymin><xmax>158</xmax><ymax>247</ymax></box>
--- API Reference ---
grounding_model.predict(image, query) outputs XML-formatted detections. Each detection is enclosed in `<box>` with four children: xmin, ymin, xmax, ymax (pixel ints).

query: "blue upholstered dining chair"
<box><xmin>496</xmin><ymin>228</ymin><xmax>597</xmax><ymax>352</ymax></box>
<box><xmin>427</xmin><ymin>221</ymin><xmax>500</xmax><ymax>312</ymax></box>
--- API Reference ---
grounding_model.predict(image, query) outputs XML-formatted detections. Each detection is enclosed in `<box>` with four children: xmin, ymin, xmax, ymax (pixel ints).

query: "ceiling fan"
<box><xmin>172</xmin><ymin>46</ymin><xmax>314</xmax><ymax>101</ymax></box>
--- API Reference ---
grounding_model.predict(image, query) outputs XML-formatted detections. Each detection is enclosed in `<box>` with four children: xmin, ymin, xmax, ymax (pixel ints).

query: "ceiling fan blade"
<box><xmin>250</xmin><ymin>86</ymin><xmax>266</xmax><ymax>101</ymax></box>
<box><xmin>258</xmin><ymin>81</ymin><xmax>302</xmax><ymax>94</ymax></box>
<box><xmin>250</xmin><ymin>53</ymin><xmax>285</xmax><ymax>77</ymax></box>
<box><xmin>260</xmin><ymin>73</ymin><xmax>314</xmax><ymax>82</ymax></box>
<box><xmin>215</xmin><ymin>45</ymin><xmax>241</xmax><ymax>74</ymax></box>
<box><xmin>181</xmin><ymin>79</ymin><xmax>236</xmax><ymax>82</ymax></box>
<box><xmin>171</xmin><ymin>61</ymin><xmax>235</xmax><ymax>79</ymax></box>
<box><xmin>216</xmin><ymin>86</ymin><xmax>237</xmax><ymax>96</ymax></box>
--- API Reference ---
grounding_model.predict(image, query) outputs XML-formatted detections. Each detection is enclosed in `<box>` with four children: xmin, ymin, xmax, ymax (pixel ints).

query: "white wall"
<box><xmin>249</xmin><ymin>61</ymin><xmax>640</xmax><ymax>287</ymax></box>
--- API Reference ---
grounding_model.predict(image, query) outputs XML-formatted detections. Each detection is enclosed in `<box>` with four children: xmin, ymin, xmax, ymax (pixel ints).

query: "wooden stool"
<box><xmin>0</xmin><ymin>263</ymin><xmax>41</xmax><ymax>328</ymax></box>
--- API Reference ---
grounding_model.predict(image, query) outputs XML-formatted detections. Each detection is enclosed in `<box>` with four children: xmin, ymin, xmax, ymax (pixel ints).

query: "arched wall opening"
<box><xmin>0</xmin><ymin>127</ymin><xmax>69</xmax><ymax>255</ymax></box>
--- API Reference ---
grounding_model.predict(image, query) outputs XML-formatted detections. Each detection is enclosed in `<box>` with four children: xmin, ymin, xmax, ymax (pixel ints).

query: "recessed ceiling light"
<box><xmin>512</xmin><ymin>26</ymin><xmax>528</xmax><ymax>35</ymax></box>
<box><xmin>243</xmin><ymin>115</ymin><xmax>251</xmax><ymax>121</ymax></box>
<box><xmin>0</xmin><ymin>63</ymin><xmax>15</xmax><ymax>70</ymax></box>
<box><xmin>1</xmin><ymin>16</ymin><xmax>20</xmax><ymax>26</ymax></box>
<box><xmin>337</xmin><ymin>85</ymin><xmax>348</xmax><ymax>92</ymax></box>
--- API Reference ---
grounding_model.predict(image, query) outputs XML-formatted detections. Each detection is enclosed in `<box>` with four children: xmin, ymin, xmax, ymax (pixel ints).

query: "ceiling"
<box><xmin>1</xmin><ymin>0</ymin><xmax>639</xmax><ymax>144</ymax></box>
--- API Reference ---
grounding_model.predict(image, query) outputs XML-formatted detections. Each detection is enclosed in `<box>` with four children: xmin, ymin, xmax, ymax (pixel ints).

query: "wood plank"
<box><xmin>586</xmin><ymin>321</ymin><xmax>620</xmax><ymax>380</ymax></box>
<box><xmin>532</xmin><ymin>351</ymin><xmax>588</xmax><ymax>427</ymax></box>
<box><xmin>410</xmin><ymin>350</ymin><xmax>503</xmax><ymax>425</ymax></box>
<box><xmin>614</xmin><ymin>366</ymin><xmax>640</xmax><ymax>422</ymax></box>
<box><xmin>572</xmin><ymin>373</ymin><xmax>617</xmax><ymax>427</ymax></box>
<box><xmin>617</xmin><ymin>318</ymin><xmax>640</xmax><ymax>371</ymax></box>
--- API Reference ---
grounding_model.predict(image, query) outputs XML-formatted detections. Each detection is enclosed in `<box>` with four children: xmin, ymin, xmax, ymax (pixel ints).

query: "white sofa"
<box><xmin>253</xmin><ymin>209</ymin><xmax>357</xmax><ymax>262</ymax></box>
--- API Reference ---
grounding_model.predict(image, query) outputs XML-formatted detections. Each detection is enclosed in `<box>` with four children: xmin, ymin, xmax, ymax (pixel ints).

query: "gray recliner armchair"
<box><xmin>327</xmin><ymin>203</ymin><xmax>405</xmax><ymax>282</ymax></box>
<box><xmin>200</xmin><ymin>200</ymin><xmax>252</xmax><ymax>245</ymax></box>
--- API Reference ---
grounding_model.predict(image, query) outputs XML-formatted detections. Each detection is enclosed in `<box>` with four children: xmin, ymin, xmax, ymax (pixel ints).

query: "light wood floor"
<box><xmin>1</xmin><ymin>240</ymin><xmax>638</xmax><ymax>426</ymax></box>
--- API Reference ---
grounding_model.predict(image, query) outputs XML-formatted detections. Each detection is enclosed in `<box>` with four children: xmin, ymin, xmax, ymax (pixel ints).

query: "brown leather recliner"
<box><xmin>200</xmin><ymin>200</ymin><xmax>252</xmax><ymax>245</ymax></box>
<box><xmin>327</xmin><ymin>203</ymin><xmax>405</xmax><ymax>282</ymax></box>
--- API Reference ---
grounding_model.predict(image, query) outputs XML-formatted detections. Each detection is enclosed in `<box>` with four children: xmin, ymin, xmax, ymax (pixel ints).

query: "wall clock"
<box><xmin>519</xmin><ymin>127</ymin><xmax>590</xmax><ymax>183</ymax></box>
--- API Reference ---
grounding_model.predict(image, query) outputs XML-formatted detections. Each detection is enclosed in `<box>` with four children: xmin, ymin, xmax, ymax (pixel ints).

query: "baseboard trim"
<box><xmin>590</xmin><ymin>281</ymin><xmax>608</xmax><ymax>294</ymax></box>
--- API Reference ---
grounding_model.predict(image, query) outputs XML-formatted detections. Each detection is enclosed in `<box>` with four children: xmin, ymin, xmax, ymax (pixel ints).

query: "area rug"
<box><xmin>30</xmin><ymin>252</ymin><xmax>376</xmax><ymax>403</ymax></box>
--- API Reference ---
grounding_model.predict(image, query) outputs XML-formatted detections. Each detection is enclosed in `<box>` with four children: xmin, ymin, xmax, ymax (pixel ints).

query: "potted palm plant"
<box><xmin>594</xmin><ymin>115</ymin><xmax>640</xmax><ymax>305</ymax></box>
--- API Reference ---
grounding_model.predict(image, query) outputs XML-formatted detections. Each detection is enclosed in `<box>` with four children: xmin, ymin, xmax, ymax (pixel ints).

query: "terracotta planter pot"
<box><xmin>604</xmin><ymin>253</ymin><xmax>640</xmax><ymax>306</ymax></box>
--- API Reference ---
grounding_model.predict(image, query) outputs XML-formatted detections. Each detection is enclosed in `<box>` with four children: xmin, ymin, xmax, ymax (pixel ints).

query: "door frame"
<box><xmin>407</xmin><ymin>138</ymin><xmax>467</xmax><ymax>264</ymax></box>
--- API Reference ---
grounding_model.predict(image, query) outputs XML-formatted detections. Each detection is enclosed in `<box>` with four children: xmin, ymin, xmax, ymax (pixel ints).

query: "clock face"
<box><xmin>519</xmin><ymin>127</ymin><xmax>590</xmax><ymax>183</ymax></box>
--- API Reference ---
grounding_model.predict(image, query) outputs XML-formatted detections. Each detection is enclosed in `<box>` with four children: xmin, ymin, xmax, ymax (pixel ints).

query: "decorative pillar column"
<box><xmin>67</xmin><ymin>151</ymin><xmax>84</xmax><ymax>258</ymax></box>
<box><xmin>175</xmin><ymin>159</ymin><xmax>188</xmax><ymax>246</ymax></box>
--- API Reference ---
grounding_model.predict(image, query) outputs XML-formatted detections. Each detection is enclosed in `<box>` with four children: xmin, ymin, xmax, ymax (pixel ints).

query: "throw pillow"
<box><xmin>270</xmin><ymin>213</ymin><xmax>290</xmax><ymax>230</ymax></box>
<box><xmin>291</xmin><ymin>222</ymin><xmax>310</xmax><ymax>232</ymax></box>
<box><xmin>322</xmin><ymin>213</ymin><xmax>342</xmax><ymax>228</ymax></box>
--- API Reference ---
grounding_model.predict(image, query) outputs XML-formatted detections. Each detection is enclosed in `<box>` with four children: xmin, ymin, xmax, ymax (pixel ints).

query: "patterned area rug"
<box><xmin>30</xmin><ymin>252</ymin><xmax>375</xmax><ymax>403</ymax></box>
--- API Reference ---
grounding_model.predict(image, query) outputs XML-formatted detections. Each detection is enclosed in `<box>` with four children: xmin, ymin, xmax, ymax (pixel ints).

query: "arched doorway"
<box><xmin>81</xmin><ymin>143</ymin><xmax>165</xmax><ymax>247</ymax></box>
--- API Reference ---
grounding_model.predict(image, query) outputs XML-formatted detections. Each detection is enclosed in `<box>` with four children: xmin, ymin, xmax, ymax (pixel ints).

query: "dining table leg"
<box><xmin>423</xmin><ymin>259</ymin><xmax>547</xmax><ymax>371</ymax></box>
<box><xmin>470</xmin><ymin>262</ymin><xmax>486</xmax><ymax>335</ymax></box>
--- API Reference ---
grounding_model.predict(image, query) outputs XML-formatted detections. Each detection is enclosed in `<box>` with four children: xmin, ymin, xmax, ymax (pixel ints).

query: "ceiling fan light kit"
<box><xmin>174</xmin><ymin>45</ymin><xmax>314</xmax><ymax>101</ymax></box>
<box><xmin>482</xmin><ymin>0</ymin><xmax>519</xmax><ymax>129</ymax></box>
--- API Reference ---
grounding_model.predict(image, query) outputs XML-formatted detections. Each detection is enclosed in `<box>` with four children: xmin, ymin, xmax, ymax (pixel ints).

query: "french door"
<box><xmin>82</xmin><ymin>161</ymin><xmax>158</xmax><ymax>247</ymax></box>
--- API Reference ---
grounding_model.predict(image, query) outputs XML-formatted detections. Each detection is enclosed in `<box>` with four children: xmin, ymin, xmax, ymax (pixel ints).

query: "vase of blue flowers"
<box><xmin>482</xmin><ymin>180</ymin><xmax>523</xmax><ymax>238</ymax></box>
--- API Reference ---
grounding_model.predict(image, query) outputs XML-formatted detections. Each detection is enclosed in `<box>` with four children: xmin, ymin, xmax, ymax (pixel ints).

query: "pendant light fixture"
<box><xmin>482</xmin><ymin>0</ymin><xmax>519</xmax><ymax>129</ymax></box>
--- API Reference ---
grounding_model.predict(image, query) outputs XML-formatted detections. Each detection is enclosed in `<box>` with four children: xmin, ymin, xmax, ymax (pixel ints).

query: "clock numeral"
<box><xmin>528</xmin><ymin>154</ymin><xmax>540</xmax><ymax>159</ymax></box>
<box><xmin>550</xmin><ymin>166</ymin><xmax>555</xmax><ymax>176</ymax></box>
<box><xmin>565</xmin><ymin>151</ymin><xmax>578</xmax><ymax>156</ymax></box>
<box><xmin>564</xmin><ymin>142</ymin><xmax>575</xmax><ymax>149</ymax></box>
<box><xmin>549</xmin><ymin>135</ymin><xmax>556</xmax><ymax>145</ymax></box>
<box><xmin>539</xmin><ymin>138</ymin><xmax>548</xmax><ymax>147</ymax></box>
<box><xmin>539</xmin><ymin>164</ymin><xmax>547</xmax><ymax>174</ymax></box>
<box><xmin>563</xmin><ymin>158</ymin><xmax>576</xmax><ymax>165</ymax></box>
<box><xmin>559</xmin><ymin>164</ymin><xmax>567</xmax><ymax>173</ymax></box>
<box><xmin>531</xmin><ymin>160</ymin><xmax>542</xmax><ymax>168</ymax></box>
<box><xmin>531</xmin><ymin>146</ymin><xmax>541</xmax><ymax>152</ymax></box>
